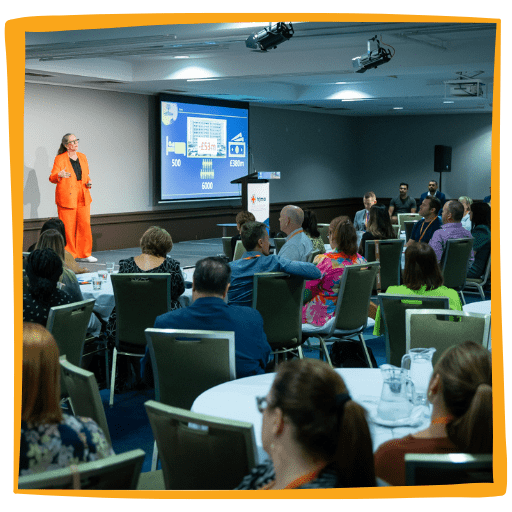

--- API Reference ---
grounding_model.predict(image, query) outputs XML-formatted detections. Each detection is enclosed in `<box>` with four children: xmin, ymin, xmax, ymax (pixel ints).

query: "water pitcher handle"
<box><xmin>406</xmin><ymin>378</ymin><xmax>416</xmax><ymax>404</ymax></box>
<box><xmin>401</xmin><ymin>353</ymin><xmax>411</xmax><ymax>371</ymax></box>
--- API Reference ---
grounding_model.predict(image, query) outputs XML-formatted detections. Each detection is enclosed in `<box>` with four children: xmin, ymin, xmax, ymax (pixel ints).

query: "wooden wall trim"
<box><xmin>23</xmin><ymin>197</ymin><xmax>391</xmax><ymax>251</ymax></box>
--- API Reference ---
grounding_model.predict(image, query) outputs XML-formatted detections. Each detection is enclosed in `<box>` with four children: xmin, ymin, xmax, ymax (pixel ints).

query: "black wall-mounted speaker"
<box><xmin>434</xmin><ymin>145</ymin><xmax>452</xmax><ymax>172</ymax></box>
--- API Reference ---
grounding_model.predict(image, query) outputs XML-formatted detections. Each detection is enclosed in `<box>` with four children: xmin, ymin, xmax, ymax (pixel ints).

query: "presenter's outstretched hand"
<box><xmin>85</xmin><ymin>181</ymin><xmax>92</xmax><ymax>189</ymax></box>
<box><xmin>58</xmin><ymin>169</ymin><xmax>71</xmax><ymax>178</ymax></box>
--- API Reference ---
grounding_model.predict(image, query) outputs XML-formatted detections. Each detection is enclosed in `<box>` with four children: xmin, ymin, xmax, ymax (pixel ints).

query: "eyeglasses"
<box><xmin>256</xmin><ymin>396</ymin><xmax>268</xmax><ymax>413</ymax></box>
<box><xmin>66</xmin><ymin>139</ymin><xmax>79</xmax><ymax>145</ymax></box>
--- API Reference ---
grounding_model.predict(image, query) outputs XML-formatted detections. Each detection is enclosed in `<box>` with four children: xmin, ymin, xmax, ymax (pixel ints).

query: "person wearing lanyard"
<box><xmin>277</xmin><ymin>205</ymin><xmax>313</xmax><ymax>262</ymax></box>
<box><xmin>406</xmin><ymin>196</ymin><xmax>442</xmax><ymax>247</ymax></box>
<box><xmin>353</xmin><ymin>191</ymin><xmax>377</xmax><ymax>232</ymax></box>
<box><xmin>49</xmin><ymin>133</ymin><xmax>97</xmax><ymax>263</ymax></box>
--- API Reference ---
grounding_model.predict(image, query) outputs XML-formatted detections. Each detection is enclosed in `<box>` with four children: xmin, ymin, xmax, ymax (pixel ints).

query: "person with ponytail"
<box><xmin>236</xmin><ymin>359</ymin><xmax>375</xmax><ymax>489</ymax></box>
<box><xmin>374</xmin><ymin>341</ymin><xmax>492</xmax><ymax>486</ymax></box>
<box><xmin>49</xmin><ymin>133</ymin><xmax>96</xmax><ymax>263</ymax></box>
<box><xmin>35</xmin><ymin>229</ymin><xmax>83</xmax><ymax>303</ymax></box>
<box><xmin>23</xmin><ymin>248</ymin><xmax>73</xmax><ymax>326</ymax></box>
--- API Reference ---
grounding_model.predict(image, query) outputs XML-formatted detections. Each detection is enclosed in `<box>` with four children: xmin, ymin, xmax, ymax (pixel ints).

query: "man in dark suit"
<box><xmin>140</xmin><ymin>256</ymin><xmax>271</xmax><ymax>386</ymax></box>
<box><xmin>420</xmin><ymin>180</ymin><xmax>446</xmax><ymax>206</ymax></box>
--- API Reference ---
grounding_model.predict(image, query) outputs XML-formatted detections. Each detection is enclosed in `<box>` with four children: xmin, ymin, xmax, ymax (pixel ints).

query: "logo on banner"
<box><xmin>251</xmin><ymin>195</ymin><xmax>256</xmax><ymax>204</ymax></box>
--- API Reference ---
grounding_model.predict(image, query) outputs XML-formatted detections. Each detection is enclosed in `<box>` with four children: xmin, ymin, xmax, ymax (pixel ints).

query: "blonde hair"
<box><xmin>22</xmin><ymin>323</ymin><xmax>63</xmax><ymax>425</ymax></box>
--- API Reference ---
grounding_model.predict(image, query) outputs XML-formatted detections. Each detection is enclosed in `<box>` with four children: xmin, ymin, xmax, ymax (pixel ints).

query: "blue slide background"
<box><xmin>161</xmin><ymin>100</ymin><xmax>248</xmax><ymax>201</ymax></box>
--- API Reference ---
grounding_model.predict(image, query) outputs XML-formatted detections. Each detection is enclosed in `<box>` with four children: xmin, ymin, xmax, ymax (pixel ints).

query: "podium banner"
<box><xmin>247</xmin><ymin>182</ymin><xmax>270</xmax><ymax>228</ymax></box>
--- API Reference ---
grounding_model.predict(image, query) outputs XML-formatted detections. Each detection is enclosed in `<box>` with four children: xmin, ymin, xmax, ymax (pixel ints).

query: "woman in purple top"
<box><xmin>302</xmin><ymin>217</ymin><xmax>366</xmax><ymax>327</ymax></box>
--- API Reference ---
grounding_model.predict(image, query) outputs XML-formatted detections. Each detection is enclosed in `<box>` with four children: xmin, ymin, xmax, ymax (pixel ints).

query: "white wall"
<box><xmin>23</xmin><ymin>83</ymin><xmax>493</xmax><ymax>220</ymax></box>
<box><xmin>24</xmin><ymin>83</ymin><xmax>152</xmax><ymax>219</ymax></box>
<box><xmin>353</xmin><ymin>114</ymin><xmax>492</xmax><ymax>202</ymax></box>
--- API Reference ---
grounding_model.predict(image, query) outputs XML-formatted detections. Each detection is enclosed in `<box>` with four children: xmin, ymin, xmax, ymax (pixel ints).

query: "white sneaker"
<box><xmin>77</xmin><ymin>256</ymin><xmax>98</xmax><ymax>263</ymax></box>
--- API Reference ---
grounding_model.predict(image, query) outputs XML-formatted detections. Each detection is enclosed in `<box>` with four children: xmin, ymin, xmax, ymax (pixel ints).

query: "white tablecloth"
<box><xmin>191</xmin><ymin>368</ymin><xmax>431</xmax><ymax>464</ymax></box>
<box><xmin>463</xmin><ymin>300</ymin><xmax>491</xmax><ymax>350</ymax></box>
<box><xmin>463</xmin><ymin>300</ymin><xmax>491</xmax><ymax>315</ymax></box>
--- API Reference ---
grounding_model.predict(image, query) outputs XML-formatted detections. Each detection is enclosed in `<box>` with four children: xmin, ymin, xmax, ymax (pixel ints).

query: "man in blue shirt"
<box><xmin>141</xmin><ymin>257</ymin><xmax>272</xmax><ymax>384</ymax></box>
<box><xmin>420</xmin><ymin>179</ymin><xmax>446</xmax><ymax>206</ymax></box>
<box><xmin>406</xmin><ymin>196</ymin><xmax>442</xmax><ymax>247</ymax></box>
<box><xmin>277</xmin><ymin>205</ymin><xmax>313</xmax><ymax>262</ymax></box>
<box><xmin>228</xmin><ymin>221</ymin><xmax>322</xmax><ymax>307</ymax></box>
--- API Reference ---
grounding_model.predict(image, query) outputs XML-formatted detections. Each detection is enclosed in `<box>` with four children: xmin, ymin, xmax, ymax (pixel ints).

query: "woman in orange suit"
<box><xmin>49</xmin><ymin>134</ymin><xmax>97</xmax><ymax>263</ymax></box>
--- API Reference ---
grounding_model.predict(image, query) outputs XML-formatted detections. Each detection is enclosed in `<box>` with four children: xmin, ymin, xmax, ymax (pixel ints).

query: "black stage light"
<box><xmin>352</xmin><ymin>35</ymin><xmax>393</xmax><ymax>73</ymax></box>
<box><xmin>246</xmin><ymin>23</ymin><xmax>294</xmax><ymax>51</ymax></box>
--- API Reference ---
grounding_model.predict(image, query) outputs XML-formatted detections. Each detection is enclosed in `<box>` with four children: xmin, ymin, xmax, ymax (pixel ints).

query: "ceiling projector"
<box><xmin>352</xmin><ymin>36</ymin><xmax>393</xmax><ymax>73</ymax></box>
<box><xmin>245</xmin><ymin>23</ymin><xmax>294</xmax><ymax>51</ymax></box>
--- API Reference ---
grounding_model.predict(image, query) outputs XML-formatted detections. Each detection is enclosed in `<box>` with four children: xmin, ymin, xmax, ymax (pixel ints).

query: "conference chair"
<box><xmin>145</xmin><ymin>328</ymin><xmax>236</xmax><ymax>470</ymax></box>
<box><xmin>464</xmin><ymin>253</ymin><xmax>491</xmax><ymax>300</ymax></box>
<box><xmin>46</xmin><ymin>298</ymin><xmax>96</xmax><ymax>398</ymax></box>
<box><xmin>273</xmin><ymin>237</ymin><xmax>287</xmax><ymax>254</ymax></box>
<box><xmin>252</xmin><ymin>272</ymin><xmax>306</xmax><ymax>363</ymax></box>
<box><xmin>18</xmin><ymin>449</ymin><xmax>145</xmax><ymax>490</ymax></box>
<box><xmin>22</xmin><ymin>270</ymin><xmax>29</xmax><ymax>293</ymax></box>
<box><xmin>404</xmin><ymin>220</ymin><xmax>419</xmax><ymax>243</ymax></box>
<box><xmin>233</xmin><ymin>240</ymin><xmax>246</xmax><ymax>260</ymax></box>
<box><xmin>144</xmin><ymin>400</ymin><xmax>257</xmax><ymax>490</ymax></box>
<box><xmin>222</xmin><ymin>236</ymin><xmax>234</xmax><ymax>260</ymax></box>
<box><xmin>109</xmin><ymin>273</ymin><xmax>171</xmax><ymax>406</ymax></box>
<box><xmin>397</xmin><ymin>213</ymin><xmax>422</xmax><ymax>233</ymax></box>
<box><xmin>302</xmin><ymin>262</ymin><xmax>380</xmax><ymax>367</ymax></box>
<box><xmin>406</xmin><ymin>309</ymin><xmax>491</xmax><ymax>362</ymax></box>
<box><xmin>317</xmin><ymin>224</ymin><xmax>330</xmax><ymax>244</ymax></box>
<box><xmin>392</xmin><ymin>225</ymin><xmax>400</xmax><ymax>239</ymax></box>
<box><xmin>60</xmin><ymin>356</ymin><xmax>112</xmax><ymax>446</ymax></box>
<box><xmin>377</xmin><ymin>294</ymin><xmax>450</xmax><ymax>367</ymax></box>
<box><xmin>404</xmin><ymin>453</ymin><xmax>493</xmax><ymax>486</ymax></box>
<box><xmin>364</xmin><ymin>239</ymin><xmax>405</xmax><ymax>292</ymax></box>
<box><xmin>441</xmin><ymin>237</ymin><xmax>474</xmax><ymax>305</ymax></box>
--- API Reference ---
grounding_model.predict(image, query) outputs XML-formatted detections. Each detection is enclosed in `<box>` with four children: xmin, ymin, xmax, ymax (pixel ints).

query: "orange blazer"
<box><xmin>49</xmin><ymin>152</ymin><xmax>92</xmax><ymax>209</ymax></box>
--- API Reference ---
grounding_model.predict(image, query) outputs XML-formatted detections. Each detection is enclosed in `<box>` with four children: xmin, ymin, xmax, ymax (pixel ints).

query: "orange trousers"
<box><xmin>57</xmin><ymin>185</ymin><xmax>92</xmax><ymax>259</ymax></box>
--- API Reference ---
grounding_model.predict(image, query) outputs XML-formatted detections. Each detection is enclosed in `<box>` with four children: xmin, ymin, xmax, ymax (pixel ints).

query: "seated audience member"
<box><xmin>459</xmin><ymin>196</ymin><xmax>473</xmax><ymax>231</ymax></box>
<box><xmin>141</xmin><ymin>257</ymin><xmax>271</xmax><ymax>386</ymax></box>
<box><xmin>35</xmin><ymin>229</ymin><xmax>83</xmax><ymax>303</ymax></box>
<box><xmin>236</xmin><ymin>358</ymin><xmax>375</xmax><ymax>489</ymax></box>
<box><xmin>354</xmin><ymin>191</ymin><xmax>377</xmax><ymax>232</ymax></box>
<box><xmin>374</xmin><ymin>341</ymin><xmax>492</xmax><ymax>486</ymax></box>
<box><xmin>429</xmin><ymin>200</ymin><xmax>474</xmax><ymax>266</ymax></box>
<box><xmin>406</xmin><ymin>197</ymin><xmax>442</xmax><ymax>247</ymax></box>
<box><xmin>20</xmin><ymin>322</ymin><xmax>114</xmax><ymax>475</ymax></box>
<box><xmin>420</xmin><ymin>179</ymin><xmax>446</xmax><ymax>206</ymax></box>
<box><xmin>228</xmin><ymin>221</ymin><xmax>321</xmax><ymax>307</ymax></box>
<box><xmin>388</xmin><ymin>182</ymin><xmax>416</xmax><ymax>224</ymax></box>
<box><xmin>302</xmin><ymin>209</ymin><xmax>326</xmax><ymax>255</ymax></box>
<box><xmin>373</xmin><ymin>243</ymin><xmax>462</xmax><ymax>336</ymax></box>
<box><xmin>231</xmin><ymin>210</ymin><xmax>256</xmax><ymax>259</ymax></box>
<box><xmin>303</xmin><ymin>217</ymin><xmax>366</xmax><ymax>327</ymax></box>
<box><xmin>106</xmin><ymin>226</ymin><xmax>185</xmax><ymax>342</ymax></box>
<box><xmin>23</xmin><ymin>248</ymin><xmax>73</xmax><ymax>326</ymax></box>
<box><xmin>277</xmin><ymin>205</ymin><xmax>313</xmax><ymax>262</ymax></box>
<box><xmin>359</xmin><ymin>205</ymin><xmax>396</xmax><ymax>258</ymax></box>
<box><xmin>467</xmin><ymin>202</ymin><xmax>491</xmax><ymax>278</ymax></box>
<box><xmin>28</xmin><ymin>218</ymin><xmax>89</xmax><ymax>274</ymax></box>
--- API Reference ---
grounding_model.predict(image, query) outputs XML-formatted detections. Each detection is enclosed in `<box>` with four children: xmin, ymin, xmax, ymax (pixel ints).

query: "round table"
<box><xmin>191</xmin><ymin>368</ymin><xmax>431</xmax><ymax>464</ymax></box>
<box><xmin>463</xmin><ymin>300</ymin><xmax>491</xmax><ymax>350</ymax></box>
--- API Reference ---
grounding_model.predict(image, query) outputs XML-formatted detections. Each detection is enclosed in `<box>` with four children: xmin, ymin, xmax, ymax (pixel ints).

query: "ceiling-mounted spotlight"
<box><xmin>352</xmin><ymin>35</ymin><xmax>394</xmax><ymax>73</ymax></box>
<box><xmin>245</xmin><ymin>23</ymin><xmax>294</xmax><ymax>51</ymax></box>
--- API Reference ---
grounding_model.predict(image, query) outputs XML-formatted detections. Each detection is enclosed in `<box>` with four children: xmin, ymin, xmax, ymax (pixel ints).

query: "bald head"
<box><xmin>279</xmin><ymin>205</ymin><xmax>304</xmax><ymax>235</ymax></box>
